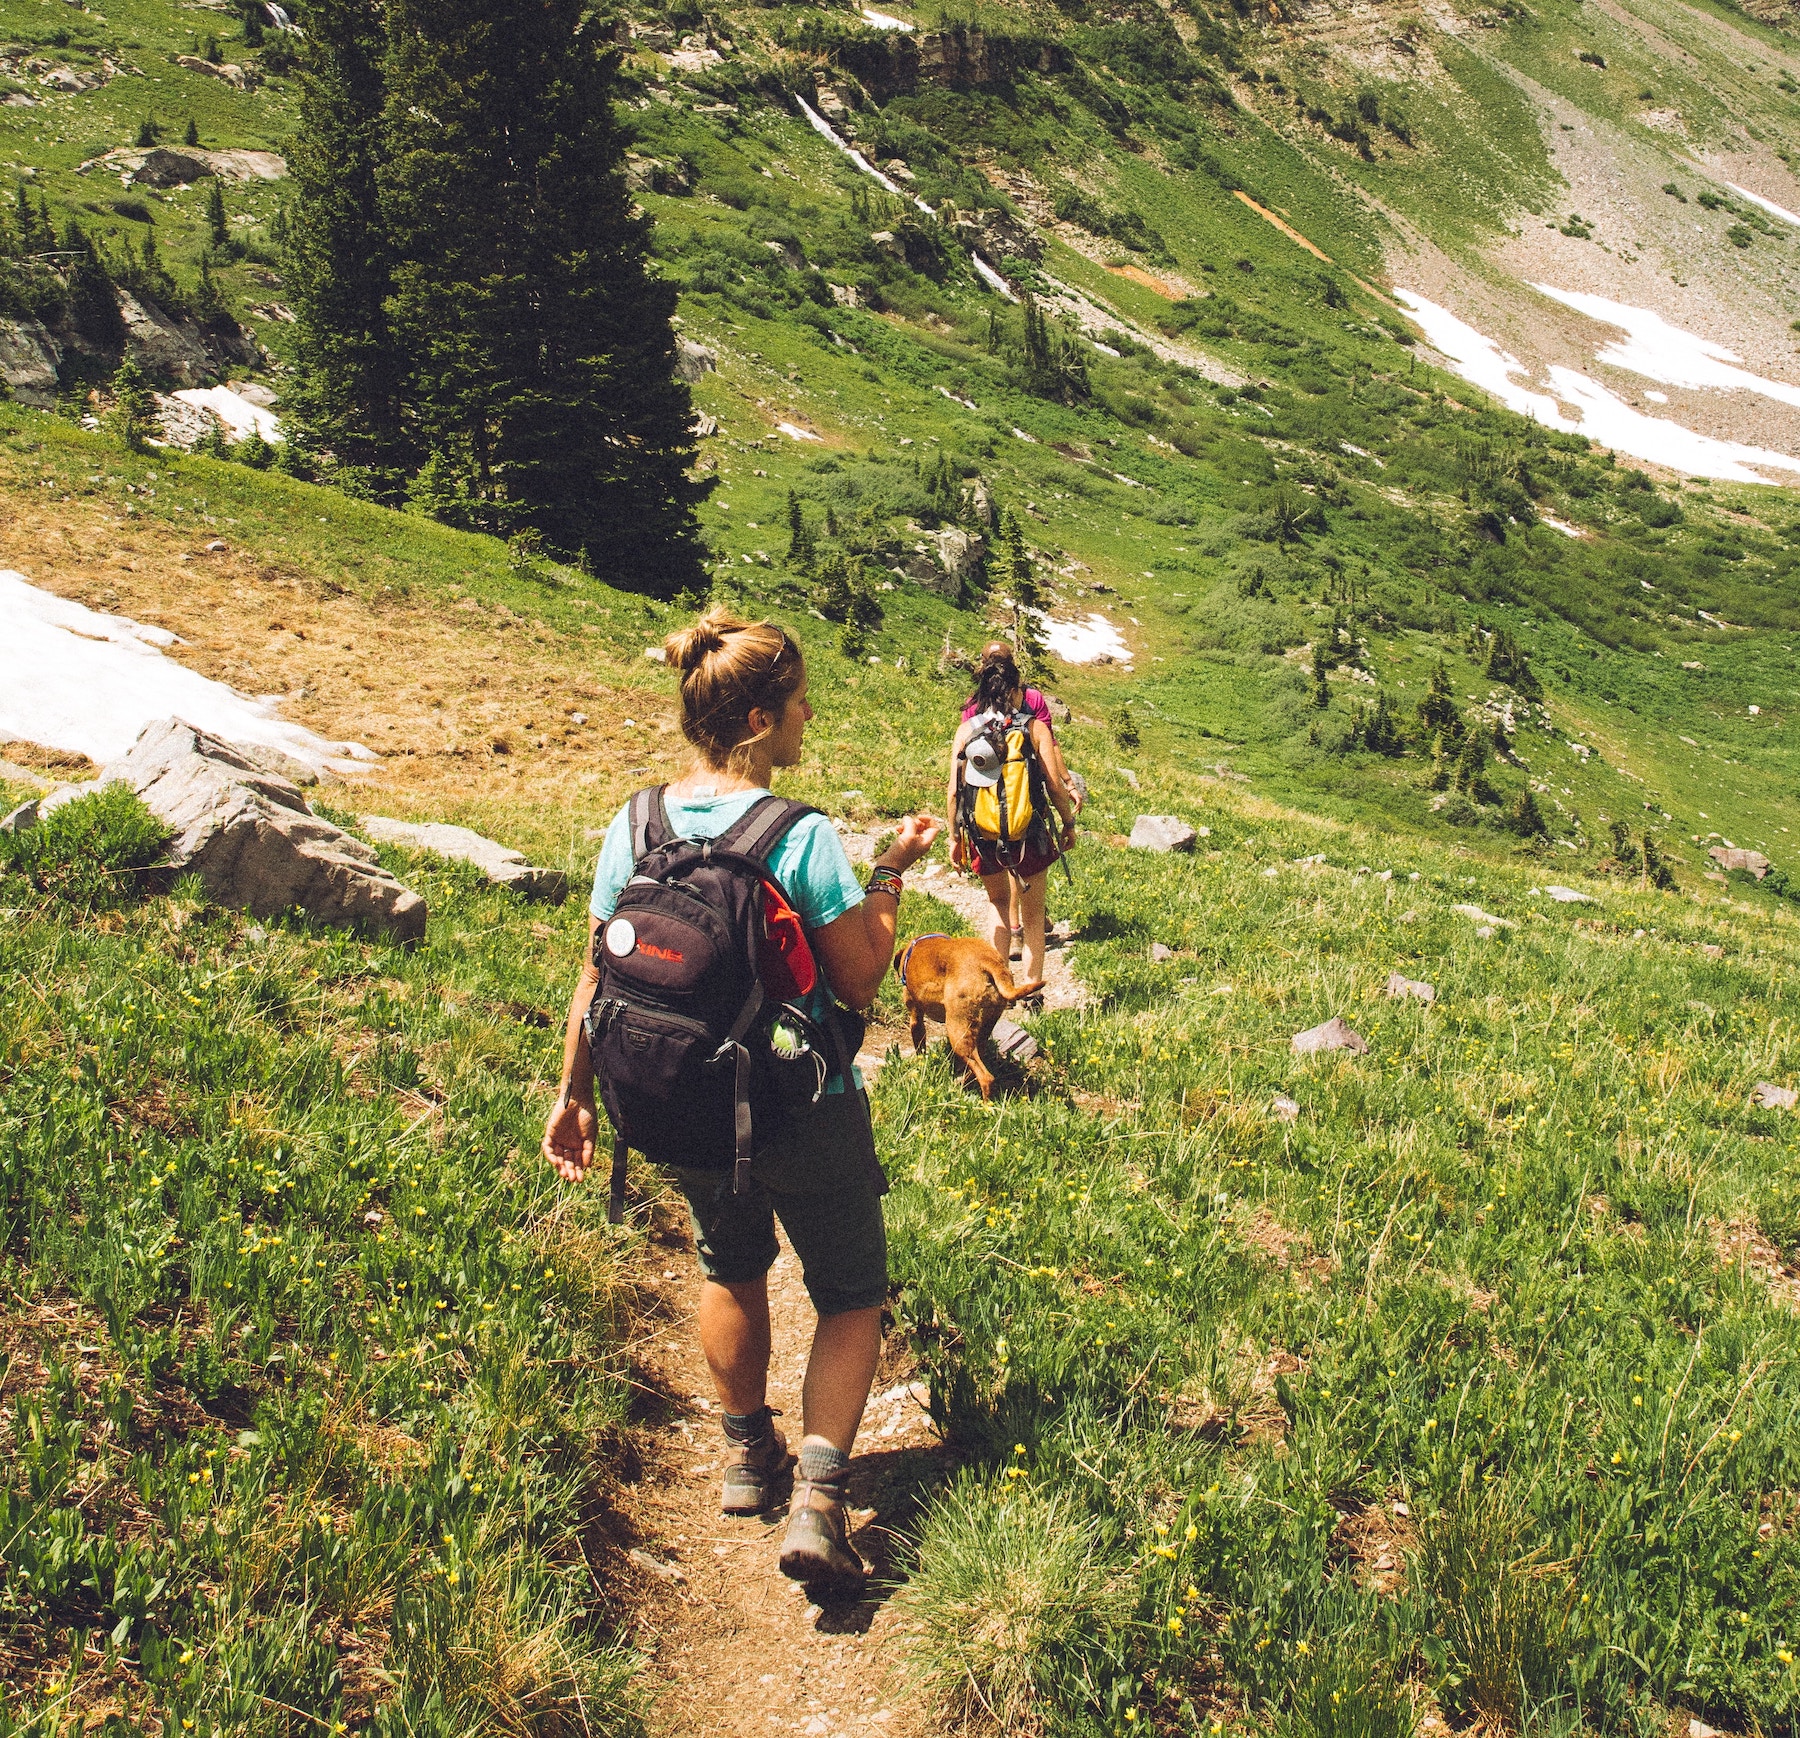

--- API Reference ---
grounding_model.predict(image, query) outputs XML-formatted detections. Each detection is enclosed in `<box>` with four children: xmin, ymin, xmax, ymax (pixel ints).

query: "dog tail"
<box><xmin>992</xmin><ymin>972</ymin><xmax>1046</xmax><ymax>1002</ymax></box>
<box><xmin>894</xmin><ymin>946</ymin><xmax>908</xmax><ymax>979</ymax></box>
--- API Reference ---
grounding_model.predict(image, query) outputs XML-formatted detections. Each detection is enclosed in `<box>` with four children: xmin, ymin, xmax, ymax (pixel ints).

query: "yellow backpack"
<box><xmin>963</xmin><ymin>708</ymin><xmax>1047</xmax><ymax>860</ymax></box>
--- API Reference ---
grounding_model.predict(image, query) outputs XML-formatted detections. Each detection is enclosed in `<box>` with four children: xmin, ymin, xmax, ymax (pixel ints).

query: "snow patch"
<box><xmin>860</xmin><ymin>7</ymin><xmax>914</xmax><ymax>28</ymax></box>
<box><xmin>1530</xmin><ymin>284</ymin><xmax>1800</xmax><ymax>412</ymax></box>
<box><xmin>1726</xmin><ymin>182</ymin><xmax>1800</xmax><ymax>227</ymax></box>
<box><xmin>1537</xmin><ymin>511</ymin><xmax>1585</xmax><ymax>538</ymax></box>
<box><xmin>172</xmin><ymin>385</ymin><xmax>283</xmax><ymax>444</ymax></box>
<box><xmin>1035</xmin><ymin>610</ymin><xmax>1133</xmax><ymax>666</ymax></box>
<box><xmin>1391</xmin><ymin>288</ymin><xmax>1800</xmax><ymax>484</ymax></box>
<box><xmin>776</xmin><ymin>421</ymin><xmax>824</xmax><ymax>442</ymax></box>
<box><xmin>0</xmin><ymin>570</ymin><xmax>374</xmax><ymax>774</ymax></box>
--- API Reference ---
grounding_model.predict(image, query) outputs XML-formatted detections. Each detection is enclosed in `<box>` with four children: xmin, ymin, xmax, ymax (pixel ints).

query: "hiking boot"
<box><xmin>721</xmin><ymin>1406</ymin><xmax>790</xmax><ymax>1516</ymax></box>
<box><xmin>778</xmin><ymin>1446</ymin><xmax>865</xmax><ymax>1596</ymax></box>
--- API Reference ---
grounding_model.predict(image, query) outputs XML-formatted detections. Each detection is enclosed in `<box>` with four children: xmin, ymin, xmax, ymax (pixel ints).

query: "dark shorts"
<box><xmin>669</xmin><ymin>1087</ymin><xmax>888</xmax><ymax>1316</ymax></box>
<box><xmin>971</xmin><ymin>834</ymin><xmax>1061</xmax><ymax>881</ymax></box>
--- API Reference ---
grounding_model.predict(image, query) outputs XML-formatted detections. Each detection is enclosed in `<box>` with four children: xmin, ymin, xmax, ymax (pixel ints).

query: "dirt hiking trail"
<box><xmin>611</xmin><ymin>1216</ymin><xmax>944</xmax><ymax>1738</ymax></box>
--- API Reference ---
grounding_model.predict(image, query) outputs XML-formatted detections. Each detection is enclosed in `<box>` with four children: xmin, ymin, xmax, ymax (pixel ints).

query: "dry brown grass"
<box><xmin>0</xmin><ymin>488</ymin><xmax>680</xmax><ymax>857</ymax></box>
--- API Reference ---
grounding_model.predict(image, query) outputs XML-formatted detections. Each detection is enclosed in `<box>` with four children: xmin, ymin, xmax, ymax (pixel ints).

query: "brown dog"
<box><xmin>895</xmin><ymin>935</ymin><xmax>1044</xmax><ymax>1100</ymax></box>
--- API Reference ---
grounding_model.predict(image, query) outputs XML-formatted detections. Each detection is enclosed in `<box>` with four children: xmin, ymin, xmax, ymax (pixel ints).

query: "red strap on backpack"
<box><xmin>758</xmin><ymin>876</ymin><xmax>817</xmax><ymax>1000</ymax></box>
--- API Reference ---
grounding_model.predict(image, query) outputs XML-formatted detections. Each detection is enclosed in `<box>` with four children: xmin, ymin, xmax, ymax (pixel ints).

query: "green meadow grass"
<box><xmin>879</xmin><ymin>819</ymin><xmax>1800</xmax><ymax>1736</ymax></box>
<box><xmin>0</xmin><ymin>805</ymin><xmax>645</xmax><ymax>1735</ymax></box>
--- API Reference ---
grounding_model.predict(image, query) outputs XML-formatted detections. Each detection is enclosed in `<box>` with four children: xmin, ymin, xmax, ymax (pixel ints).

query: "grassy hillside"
<box><xmin>6</xmin><ymin>0</ymin><xmax>1800</xmax><ymax>1731</ymax></box>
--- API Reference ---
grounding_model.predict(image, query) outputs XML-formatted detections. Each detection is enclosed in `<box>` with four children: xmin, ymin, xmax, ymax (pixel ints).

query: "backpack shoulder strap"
<box><xmin>715</xmin><ymin>794</ymin><xmax>818</xmax><ymax>870</ymax></box>
<box><xmin>629</xmin><ymin>785</ymin><xmax>672</xmax><ymax>862</ymax></box>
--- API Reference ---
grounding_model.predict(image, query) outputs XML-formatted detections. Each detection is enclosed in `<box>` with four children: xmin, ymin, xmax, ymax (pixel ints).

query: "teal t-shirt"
<box><xmin>588</xmin><ymin>788</ymin><xmax>866</xmax><ymax>1091</ymax></box>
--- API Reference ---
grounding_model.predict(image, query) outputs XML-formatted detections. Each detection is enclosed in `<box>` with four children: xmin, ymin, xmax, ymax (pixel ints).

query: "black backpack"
<box><xmin>584</xmin><ymin>787</ymin><xmax>852</xmax><ymax>1222</ymax></box>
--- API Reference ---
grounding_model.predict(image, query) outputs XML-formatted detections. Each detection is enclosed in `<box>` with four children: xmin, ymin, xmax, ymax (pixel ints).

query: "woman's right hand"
<box><xmin>543</xmin><ymin>1094</ymin><xmax>597</xmax><ymax>1182</ymax></box>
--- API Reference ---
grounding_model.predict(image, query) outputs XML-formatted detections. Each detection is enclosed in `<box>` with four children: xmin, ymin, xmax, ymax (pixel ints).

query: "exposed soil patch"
<box><xmin>608</xmin><ymin>1196</ymin><xmax>949</xmax><ymax>1738</ymax></box>
<box><xmin>1713</xmin><ymin>1216</ymin><xmax>1800</xmax><ymax>1310</ymax></box>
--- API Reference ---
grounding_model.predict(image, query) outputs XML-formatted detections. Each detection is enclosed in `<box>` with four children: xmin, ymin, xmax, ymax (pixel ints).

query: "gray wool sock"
<box><xmin>798</xmin><ymin>1441</ymin><xmax>849</xmax><ymax>1484</ymax></box>
<box><xmin>722</xmin><ymin>1405</ymin><xmax>774</xmax><ymax>1443</ymax></box>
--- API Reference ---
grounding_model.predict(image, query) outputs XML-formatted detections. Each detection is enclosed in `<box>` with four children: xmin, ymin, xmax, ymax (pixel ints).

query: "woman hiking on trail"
<box><xmin>543</xmin><ymin>607</ymin><xmax>939</xmax><ymax>1595</ymax></box>
<box><xmin>947</xmin><ymin>641</ymin><xmax>1080</xmax><ymax>989</ymax></box>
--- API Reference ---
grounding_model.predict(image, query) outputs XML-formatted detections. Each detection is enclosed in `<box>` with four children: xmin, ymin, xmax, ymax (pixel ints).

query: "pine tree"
<box><xmin>1508</xmin><ymin>788</ymin><xmax>1548</xmax><ymax>838</ymax></box>
<box><xmin>1417</xmin><ymin>659</ymin><xmax>1463</xmax><ymax>741</ymax></box>
<box><xmin>1310</xmin><ymin>640</ymin><xmax>1331</xmax><ymax>709</ymax></box>
<box><xmin>135</xmin><ymin>116</ymin><xmax>159</xmax><ymax>148</ymax></box>
<box><xmin>1452</xmin><ymin>730</ymin><xmax>1492</xmax><ymax>801</ymax></box>
<box><xmin>243</xmin><ymin>2</ymin><xmax>265</xmax><ymax>46</ymax></box>
<box><xmin>1424</xmin><ymin>730</ymin><xmax>1452</xmax><ymax>792</ymax></box>
<box><xmin>193</xmin><ymin>253</ymin><xmax>227</xmax><ymax>325</ymax></box>
<box><xmin>206</xmin><ymin>178</ymin><xmax>228</xmax><ymax>248</ymax></box>
<box><xmin>107</xmin><ymin>354</ymin><xmax>156</xmax><ymax>451</ymax></box>
<box><xmin>1362</xmin><ymin>689</ymin><xmax>1401</xmax><ymax>756</ymax></box>
<box><xmin>185</xmin><ymin>117</ymin><xmax>200</xmax><ymax>147</ymax></box>
<box><xmin>378</xmin><ymin>0</ymin><xmax>705</xmax><ymax>592</ymax></box>
<box><xmin>59</xmin><ymin>219</ymin><xmax>123</xmax><ymax>349</ymax></box>
<box><xmin>1640</xmin><ymin>829</ymin><xmax>1676</xmax><ymax>890</ymax></box>
<box><xmin>285</xmin><ymin>0</ymin><xmax>411</xmax><ymax>497</ymax></box>
<box><xmin>786</xmin><ymin>488</ymin><xmax>814</xmax><ymax>570</ymax></box>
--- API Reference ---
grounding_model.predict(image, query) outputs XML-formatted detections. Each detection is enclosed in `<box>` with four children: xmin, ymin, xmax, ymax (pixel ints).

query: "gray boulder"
<box><xmin>360</xmin><ymin>816</ymin><xmax>568</xmax><ymax>901</ymax></box>
<box><xmin>30</xmin><ymin>719</ymin><xmax>425</xmax><ymax>940</ymax></box>
<box><xmin>1752</xmin><ymin>1082</ymin><xmax>1797</xmax><ymax>1111</ymax></box>
<box><xmin>1129</xmin><ymin>814</ymin><xmax>1197</xmax><ymax>853</ymax></box>
<box><xmin>1292</xmin><ymin>1017</ymin><xmax>1368</xmax><ymax>1056</ymax></box>
<box><xmin>674</xmin><ymin>338</ymin><xmax>717</xmax><ymax>383</ymax></box>
<box><xmin>1710</xmin><ymin>846</ymin><xmax>1771</xmax><ymax>880</ymax></box>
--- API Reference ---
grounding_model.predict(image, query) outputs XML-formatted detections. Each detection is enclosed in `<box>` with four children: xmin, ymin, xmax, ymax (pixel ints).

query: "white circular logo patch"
<box><xmin>604</xmin><ymin>917</ymin><xmax>637</xmax><ymax>958</ymax></box>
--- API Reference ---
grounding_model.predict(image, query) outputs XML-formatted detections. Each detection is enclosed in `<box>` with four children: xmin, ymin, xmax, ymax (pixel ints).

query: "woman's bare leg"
<box><xmin>1017</xmin><ymin>873</ymin><xmax>1047</xmax><ymax>984</ymax></box>
<box><xmin>979</xmin><ymin>871</ymin><xmax>1012</xmax><ymax>956</ymax></box>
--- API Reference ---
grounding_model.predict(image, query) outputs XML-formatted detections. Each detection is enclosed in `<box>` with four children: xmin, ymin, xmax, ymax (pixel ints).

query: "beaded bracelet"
<box><xmin>868</xmin><ymin>865</ymin><xmax>905</xmax><ymax>900</ymax></box>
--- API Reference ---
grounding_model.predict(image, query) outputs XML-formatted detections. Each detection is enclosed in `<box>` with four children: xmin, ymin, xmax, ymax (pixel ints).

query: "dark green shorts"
<box><xmin>670</xmin><ymin>1087</ymin><xmax>888</xmax><ymax>1316</ymax></box>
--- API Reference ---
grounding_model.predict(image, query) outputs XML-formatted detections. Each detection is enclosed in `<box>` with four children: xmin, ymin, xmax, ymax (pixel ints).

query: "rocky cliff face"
<box><xmin>826</xmin><ymin>25</ymin><xmax>1066</xmax><ymax>103</ymax></box>
<box><xmin>0</xmin><ymin>289</ymin><xmax>256</xmax><ymax>404</ymax></box>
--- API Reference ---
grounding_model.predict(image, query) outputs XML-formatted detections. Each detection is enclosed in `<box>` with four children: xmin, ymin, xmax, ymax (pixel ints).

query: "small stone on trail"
<box><xmin>205</xmin><ymin>539</ymin><xmax>228</xmax><ymax>553</ymax></box>
<box><xmin>1691</xmin><ymin>1722</ymin><xmax>1720</xmax><ymax>1738</ymax></box>
<box><xmin>1150</xmin><ymin>942</ymin><xmax>1175</xmax><ymax>962</ymax></box>
<box><xmin>1292</xmin><ymin>1017</ymin><xmax>1368</xmax><ymax>1056</ymax></box>
<box><xmin>644</xmin><ymin>646</ymin><xmax>667</xmax><ymax>663</ymax></box>
<box><xmin>992</xmin><ymin>1017</ymin><xmax>1037</xmax><ymax>1063</ymax></box>
<box><xmin>363</xmin><ymin>1209</ymin><xmax>383</xmax><ymax>1226</ymax></box>
<box><xmin>629</xmin><ymin>1548</ymin><xmax>686</xmax><ymax>1585</ymax></box>
<box><xmin>1752</xmin><ymin>1082</ymin><xmax>1798</xmax><ymax>1111</ymax></box>
<box><xmin>1543</xmin><ymin>885</ymin><xmax>1595</xmax><ymax>904</ymax></box>
<box><xmin>1272</xmin><ymin>1094</ymin><xmax>1301</xmax><ymax>1122</ymax></box>
<box><xmin>1385</xmin><ymin>971</ymin><xmax>1435</xmax><ymax>1003</ymax></box>
<box><xmin>1129</xmin><ymin>813</ymin><xmax>1197</xmax><ymax>853</ymax></box>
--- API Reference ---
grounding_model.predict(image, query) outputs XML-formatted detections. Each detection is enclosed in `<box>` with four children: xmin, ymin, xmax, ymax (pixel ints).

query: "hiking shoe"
<box><xmin>721</xmin><ymin>1408</ymin><xmax>790</xmax><ymax>1516</ymax></box>
<box><xmin>778</xmin><ymin>1474</ymin><xmax>866</xmax><ymax>1595</ymax></box>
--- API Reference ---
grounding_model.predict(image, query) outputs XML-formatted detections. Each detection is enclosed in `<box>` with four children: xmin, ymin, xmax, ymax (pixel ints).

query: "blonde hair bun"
<box><xmin>664</xmin><ymin>607</ymin><xmax>738</xmax><ymax>673</ymax></box>
<box><xmin>665</xmin><ymin>607</ymin><xmax>805</xmax><ymax>773</ymax></box>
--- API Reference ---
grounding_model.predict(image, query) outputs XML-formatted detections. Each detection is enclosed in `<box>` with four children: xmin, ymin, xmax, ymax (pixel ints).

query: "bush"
<box><xmin>0</xmin><ymin>785</ymin><xmax>171</xmax><ymax>910</ymax></box>
<box><xmin>898</xmin><ymin>1477</ymin><xmax>1127</xmax><ymax>1734</ymax></box>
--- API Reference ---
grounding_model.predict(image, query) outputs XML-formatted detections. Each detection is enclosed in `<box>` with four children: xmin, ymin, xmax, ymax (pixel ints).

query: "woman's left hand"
<box><xmin>881</xmin><ymin>813</ymin><xmax>943</xmax><ymax>872</ymax></box>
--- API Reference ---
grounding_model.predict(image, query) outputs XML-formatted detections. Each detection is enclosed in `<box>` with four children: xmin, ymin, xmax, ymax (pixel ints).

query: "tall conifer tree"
<box><xmin>378</xmin><ymin>0</ymin><xmax>704</xmax><ymax>593</ymax></box>
<box><xmin>285</xmin><ymin>0</ymin><xmax>410</xmax><ymax>497</ymax></box>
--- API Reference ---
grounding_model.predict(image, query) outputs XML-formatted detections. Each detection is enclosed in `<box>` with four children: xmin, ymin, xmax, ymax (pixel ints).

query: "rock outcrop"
<box><xmin>0</xmin><ymin>319</ymin><xmax>62</xmax><ymax>407</ymax></box>
<box><xmin>827</xmin><ymin>25</ymin><xmax>1066</xmax><ymax>102</ymax></box>
<box><xmin>117</xmin><ymin>292</ymin><xmax>213</xmax><ymax>386</ymax></box>
<box><xmin>359</xmin><ymin>817</ymin><xmax>568</xmax><ymax>902</ymax></box>
<box><xmin>20</xmin><ymin>719</ymin><xmax>426</xmax><ymax>940</ymax></box>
